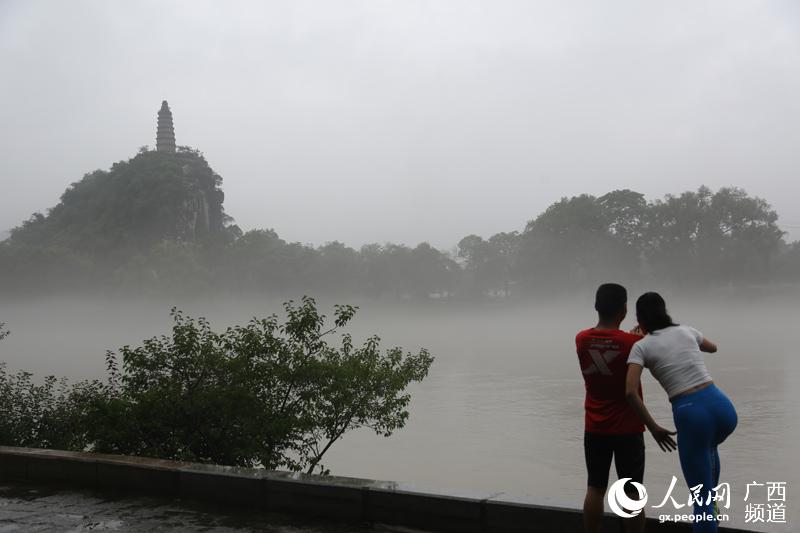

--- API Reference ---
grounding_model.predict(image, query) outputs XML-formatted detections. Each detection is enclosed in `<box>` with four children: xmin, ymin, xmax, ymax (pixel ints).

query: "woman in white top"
<box><xmin>625</xmin><ymin>292</ymin><xmax>737</xmax><ymax>533</ymax></box>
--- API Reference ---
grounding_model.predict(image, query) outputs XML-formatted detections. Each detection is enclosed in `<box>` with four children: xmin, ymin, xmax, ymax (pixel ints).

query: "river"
<box><xmin>1</xmin><ymin>292</ymin><xmax>797</xmax><ymax>531</ymax></box>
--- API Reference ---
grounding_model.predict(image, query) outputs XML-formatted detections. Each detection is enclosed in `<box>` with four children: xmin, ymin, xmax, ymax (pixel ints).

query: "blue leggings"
<box><xmin>671</xmin><ymin>384</ymin><xmax>738</xmax><ymax>533</ymax></box>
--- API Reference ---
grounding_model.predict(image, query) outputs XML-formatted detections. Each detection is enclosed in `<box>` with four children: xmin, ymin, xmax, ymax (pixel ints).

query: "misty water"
<box><xmin>1</xmin><ymin>292</ymin><xmax>797</xmax><ymax>531</ymax></box>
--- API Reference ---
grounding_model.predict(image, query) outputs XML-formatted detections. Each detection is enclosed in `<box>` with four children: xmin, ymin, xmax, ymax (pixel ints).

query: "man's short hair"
<box><xmin>595</xmin><ymin>283</ymin><xmax>627</xmax><ymax>319</ymax></box>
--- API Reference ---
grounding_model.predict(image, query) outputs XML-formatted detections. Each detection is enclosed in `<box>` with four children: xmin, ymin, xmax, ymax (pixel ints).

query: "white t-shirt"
<box><xmin>627</xmin><ymin>325</ymin><xmax>713</xmax><ymax>399</ymax></box>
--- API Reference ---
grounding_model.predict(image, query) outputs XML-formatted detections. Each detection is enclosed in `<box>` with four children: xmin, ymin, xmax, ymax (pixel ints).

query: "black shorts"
<box><xmin>584</xmin><ymin>432</ymin><xmax>645</xmax><ymax>489</ymax></box>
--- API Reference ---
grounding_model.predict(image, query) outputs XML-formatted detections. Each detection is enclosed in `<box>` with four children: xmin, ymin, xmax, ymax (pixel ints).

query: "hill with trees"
<box><xmin>1</xmin><ymin>147</ymin><xmax>239</xmax><ymax>292</ymax></box>
<box><xmin>0</xmin><ymin>146</ymin><xmax>797</xmax><ymax>297</ymax></box>
<box><xmin>9</xmin><ymin>147</ymin><xmax>238</xmax><ymax>252</ymax></box>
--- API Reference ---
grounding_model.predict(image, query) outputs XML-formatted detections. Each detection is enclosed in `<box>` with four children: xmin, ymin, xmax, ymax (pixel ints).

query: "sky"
<box><xmin>1</xmin><ymin>0</ymin><xmax>799</xmax><ymax>248</ymax></box>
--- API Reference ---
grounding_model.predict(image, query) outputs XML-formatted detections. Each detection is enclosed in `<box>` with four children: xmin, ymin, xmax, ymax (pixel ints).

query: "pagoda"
<box><xmin>156</xmin><ymin>100</ymin><xmax>176</xmax><ymax>152</ymax></box>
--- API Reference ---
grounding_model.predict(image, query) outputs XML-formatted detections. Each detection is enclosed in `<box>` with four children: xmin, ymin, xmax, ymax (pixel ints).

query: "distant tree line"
<box><xmin>0</xmin><ymin>148</ymin><xmax>797</xmax><ymax>298</ymax></box>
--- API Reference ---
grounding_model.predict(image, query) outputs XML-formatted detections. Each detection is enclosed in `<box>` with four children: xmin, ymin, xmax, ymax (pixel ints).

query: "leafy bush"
<box><xmin>0</xmin><ymin>298</ymin><xmax>433</xmax><ymax>474</ymax></box>
<box><xmin>0</xmin><ymin>363</ymin><xmax>105</xmax><ymax>450</ymax></box>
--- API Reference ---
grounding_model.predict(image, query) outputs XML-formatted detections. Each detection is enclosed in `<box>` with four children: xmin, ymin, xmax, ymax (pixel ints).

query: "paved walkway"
<box><xmin>0</xmin><ymin>483</ymin><xmax>379</xmax><ymax>532</ymax></box>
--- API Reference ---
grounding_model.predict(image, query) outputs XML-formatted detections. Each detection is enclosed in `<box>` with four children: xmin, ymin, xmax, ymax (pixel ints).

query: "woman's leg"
<box><xmin>712</xmin><ymin>447</ymin><xmax>721</xmax><ymax>487</ymax></box>
<box><xmin>673</xmin><ymin>401</ymin><xmax>718</xmax><ymax>532</ymax></box>
<box><xmin>708</xmin><ymin>389</ymin><xmax>737</xmax><ymax>516</ymax></box>
<box><xmin>712</xmin><ymin>390</ymin><xmax>738</xmax><ymax>446</ymax></box>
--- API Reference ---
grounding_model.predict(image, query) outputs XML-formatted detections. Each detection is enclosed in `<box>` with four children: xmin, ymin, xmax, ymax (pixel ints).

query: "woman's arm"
<box><xmin>691</xmin><ymin>327</ymin><xmax>716</xmax><ymax>353</ymax></box>
<box><xmin>625</xmin><ymin>363</ymin><xmax>678</xmax><ymax>452</ymax></box>
<box><xmin>699</xmin><ymin>338</ymin><xmax>717</xmax><ymax>353</ymax></box>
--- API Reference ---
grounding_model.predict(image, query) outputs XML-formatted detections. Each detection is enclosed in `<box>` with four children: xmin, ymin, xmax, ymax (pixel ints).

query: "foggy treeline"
<box><xmin>0</xmin><ymin>149</ymin><xmax>798</xmax><ymax>299</ymax></box>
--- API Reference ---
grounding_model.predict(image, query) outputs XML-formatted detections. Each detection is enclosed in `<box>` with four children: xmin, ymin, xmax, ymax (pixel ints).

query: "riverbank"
<box><xmin>0</xmin><ymin>447</ymin><xmax>757</xmax><ymax>533</ymax></box>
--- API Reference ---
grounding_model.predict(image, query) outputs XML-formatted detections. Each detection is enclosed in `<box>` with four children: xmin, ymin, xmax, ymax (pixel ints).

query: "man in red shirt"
<box><xmin>576</xmin><ymin>283</ymin><xmax>645</xmax><ymax>533</ymax></box>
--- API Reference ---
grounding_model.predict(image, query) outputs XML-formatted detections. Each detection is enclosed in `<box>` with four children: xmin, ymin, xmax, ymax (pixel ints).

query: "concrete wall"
<box><xmin>0</xmin><ymin>447</ymin><xmax>755</xmax><ymax>533</ymax></box>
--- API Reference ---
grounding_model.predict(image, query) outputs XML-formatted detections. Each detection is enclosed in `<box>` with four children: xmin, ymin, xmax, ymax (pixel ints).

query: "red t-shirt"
<box><xmin>576</xmin><ymin>328</ymin><xmax>644</xmax><ymax>434</ymax></box>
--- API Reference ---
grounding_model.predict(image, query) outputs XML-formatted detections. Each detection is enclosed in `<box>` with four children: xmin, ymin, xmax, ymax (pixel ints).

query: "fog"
<box><xmin>1</xmin><ymin>0</ymin><xmax>800</xmax><ymax>247</ymax></box>
<box><xmin>0</xmin><ymin>293</ymin><xmax>797</xmax><ymax>531</ymax></box>
<box><xmin>2</xmin><ymin>2</ymin><xmax>800</xmax><ymax>531</ymax></box>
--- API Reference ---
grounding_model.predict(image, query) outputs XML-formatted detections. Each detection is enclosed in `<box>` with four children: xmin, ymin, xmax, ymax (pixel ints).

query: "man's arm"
<box><xmin>629</xmin><ymin>324</ymin><xmax>645</xmax><ymax>337</ymax></box>
<box><xmin>625</xmin><ymin>363</ymin><xmax>677</xmax><ymax>452</ymax></box>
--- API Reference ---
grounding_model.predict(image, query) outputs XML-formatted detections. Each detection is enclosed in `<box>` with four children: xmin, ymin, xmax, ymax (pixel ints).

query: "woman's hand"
<box><xmin>699</xmin><ymin>338</ymin><xmax>717</xmax><ymax>353</ymax></box>
<box><xmin>626</xmin><ymin>364</ymin><xmax>677</xmax><ymax>452</ymax></box>
<box><xmin>650</xmin><ymin>425</ymin><xmax>678</xmax><ymax>452</ymax></box>
<box><xmin>629</xmin><ymin>324</ymin><xmax>645</xmax><ymax>336</ymax></box>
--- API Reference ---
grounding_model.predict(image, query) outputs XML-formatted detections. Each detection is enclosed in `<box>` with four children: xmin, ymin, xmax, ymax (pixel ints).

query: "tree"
<box><xmin>409</xmin><ymin>242</ymin><xmax>459</xmax><ymax>297</ymax></box>
<box><xmin>596</xmin><ymin>189</ymin><xmax>648</xmax><ymax>250</ymax></box>
<box><xmin>644</xmin><ymin>187</ymin><xmax>784</xmax><ymax>284</ymax></box>
<box><xmin>217</xmin><ymin>229</ymin><xmax>304</xmax><ymax>293</ymax></box>
<box><xmin>84</xmin><ymin>297</ymin><xmax>433</xmax><ymax>474</ymax></box>
<box><xmin>485</xmin><ymin>232</ymin><xmax>520</xmax><ymax>296</ymax></box>
<box><xmin>516</xmin><ymin>194</ymin><xmax>636</xmax><ymax>290</ymax></box>
<box><xmin>306</xmin><ymin>241</ymin><xmax>363</xmax><ymax>294</ymax></box>
<box><xmin>0</xmin><ymin>362</ymin><xmax>104</xmax><ymax>451</ymax></box>
<box><xmin>457</xmin><ymin>232</ymin><xmax>519</xmax><ymax>297</ymax></box>
<box><xmin>776</xmin><ymin>241</ymin><xmax>800</xmax><ymax>282</ymax></box>
<box><xmin>359</xmin><ymin>243</ymin><xmax>416</xmax><ymax>298</ymax></box>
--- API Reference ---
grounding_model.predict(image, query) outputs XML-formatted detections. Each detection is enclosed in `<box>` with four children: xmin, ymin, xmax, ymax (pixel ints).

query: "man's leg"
<box><xmin>621</xmin><ymin>486</ymin><xmax>646</xmax><ymax>533</ymax></box>
<box><xmin>613</xmin><ymin>433</ymin><xmax>646</xmax><ymax>533</ymax></box>
<box><xmin>584</xmin><ymin>432</ymin><xmax>613</xmax><ymax>533</ymax></box>
<box><xmin>584</xmin><ymin>486</ymin><xmax>607</xmax><ymax>533</ymax></box>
